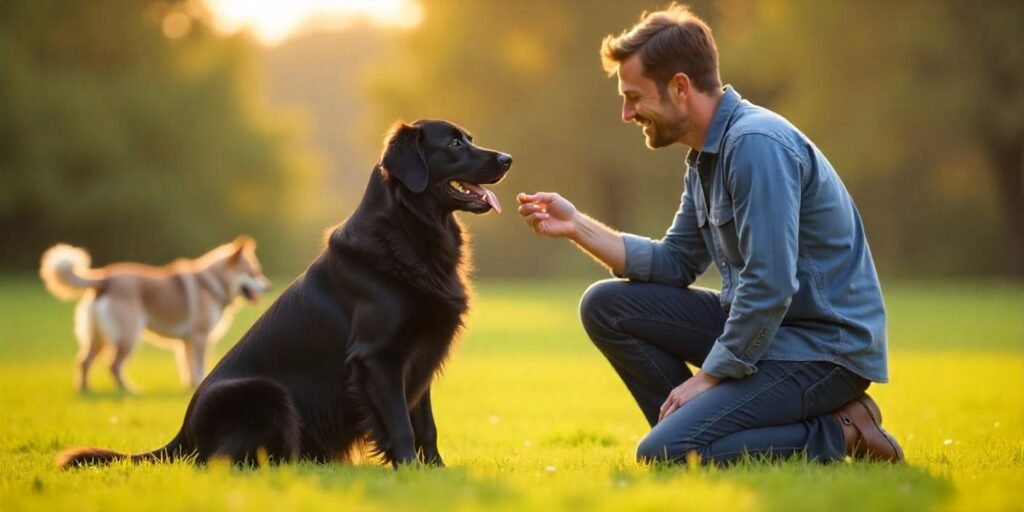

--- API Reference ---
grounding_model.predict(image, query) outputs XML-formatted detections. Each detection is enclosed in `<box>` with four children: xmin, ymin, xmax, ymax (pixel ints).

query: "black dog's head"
<box><xmin>378</xmin><ymin>119</ymin><xmax>512</xmax><ymax>214</ymax></box>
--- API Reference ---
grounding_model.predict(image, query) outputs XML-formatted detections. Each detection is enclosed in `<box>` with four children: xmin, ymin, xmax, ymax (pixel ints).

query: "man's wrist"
<box><xmin>567</xmin><ymin>212</ymin><xmax>586</xmax><ymax>242</ymax></box>
<box><xmin>698</xmin><ymin>371</ymin><xmax>723</xmax><ymax>384</ymax></box>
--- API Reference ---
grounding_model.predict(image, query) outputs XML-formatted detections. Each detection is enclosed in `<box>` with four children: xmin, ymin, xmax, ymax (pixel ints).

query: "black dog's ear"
<box><xmin>380</xmin><ymin>123</ymin><xmax>428</xmax><ymax>193</ymax></box>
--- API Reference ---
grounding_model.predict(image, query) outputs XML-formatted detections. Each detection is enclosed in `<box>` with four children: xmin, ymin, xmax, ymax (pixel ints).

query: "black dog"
<box><xmin>58</xmin><ymin>120</ymin><xmax>511</xmax><ymax>468</ymax></box>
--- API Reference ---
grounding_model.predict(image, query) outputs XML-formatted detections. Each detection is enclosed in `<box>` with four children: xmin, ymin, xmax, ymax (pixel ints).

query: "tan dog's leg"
<box><xmin>102</xmin><ymin>300</ymin><xmax>145</xmax><ymax>394</ymax></box>
<box><xmin>74</xmin><ymin>295</ymin><xmax>103</xmax><ymax>393</ymax></box>
<box><xmin>109</xmin><ymin>344</ymin><xmax>138</xmax><ymax>394</ymax></box>
<box><xmin>182</xmin><ymin>334</ymin><xmax>209</xmax><ymax>389</ymax></box>
<box><xmin>173</xmin><ymin>345</ymin><xmax>191</xmax><ymax>387</ymax></box>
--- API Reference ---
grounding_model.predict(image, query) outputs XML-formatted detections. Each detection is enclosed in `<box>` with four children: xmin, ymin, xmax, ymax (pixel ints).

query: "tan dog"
<box><xmin>39</xmin><ymin>236</ymin><xmax>271</xmax><ymax>393</ymax></box>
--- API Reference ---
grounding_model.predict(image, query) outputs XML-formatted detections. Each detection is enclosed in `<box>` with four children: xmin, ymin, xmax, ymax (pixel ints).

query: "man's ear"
<box><xmin>669</xmin><ymin>72</ymin><xmax>691</xmax><ymax>101</ymax></box>
<box><xmin>379</xmin><ymin>122</ymin><xmax>428</xmax><ymax>193</ymax></box>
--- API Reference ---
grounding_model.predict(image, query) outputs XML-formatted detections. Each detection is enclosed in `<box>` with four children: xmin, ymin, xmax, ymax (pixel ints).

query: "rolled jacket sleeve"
<box><xmin>617</xmin><ymin>233</ymin><xmax>656</xmax><ymax>281</ymax></box>
<box><xmin>615</xmin><ymin>173</ymin><xmax>711</xmax><ymax>287</ymax></box>
<box><xmin>701</xmin><ymin>134</ymin><xmax>803</xmax><ymax>379</ymax></box>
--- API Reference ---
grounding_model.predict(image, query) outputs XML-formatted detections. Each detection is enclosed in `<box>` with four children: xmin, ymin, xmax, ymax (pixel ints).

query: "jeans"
<box><xmin>579</xmin><ymin>279</ymin><xmax>870</xmax><ymax>464</ymax></box>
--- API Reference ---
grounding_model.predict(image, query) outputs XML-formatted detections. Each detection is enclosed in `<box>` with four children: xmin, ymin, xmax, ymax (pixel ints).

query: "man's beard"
<box><xmin>636</xmin><ymin>108</ymin><xmax>687</xmax><ymax>149</ymax></box>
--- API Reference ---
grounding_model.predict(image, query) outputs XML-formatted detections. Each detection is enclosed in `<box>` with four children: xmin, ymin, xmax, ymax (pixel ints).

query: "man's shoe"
<box><xmin>831</xmin><ymin>394</ymin><xmax>904</xmax><ymax>462</ymax></box>
<box><xmin>856</xmin><ymin>393</ymin><xmax>883</xmax><ymax>425</ymax></box>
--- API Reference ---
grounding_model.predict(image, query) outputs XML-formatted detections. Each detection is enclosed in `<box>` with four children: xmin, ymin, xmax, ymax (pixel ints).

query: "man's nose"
<box><xmin>622</xmin><ymin>102</ymin><xmax>636</xmax><ymax>122</ymax></box>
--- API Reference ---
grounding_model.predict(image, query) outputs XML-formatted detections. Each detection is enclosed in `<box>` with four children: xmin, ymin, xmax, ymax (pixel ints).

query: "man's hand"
<box><xmin>516</xmin><ymin>191</ymin><xmax>627</xmax><ymax>274</ymax></box>
<box><xmin>659</xmin><ymin>371</ymin><xmax>722</xmax><ymax>423</ymax></box>
<box><xmin>517</xmin><ymin>192</ymin><xmax>579</xmax><ymax>239</ymax></box>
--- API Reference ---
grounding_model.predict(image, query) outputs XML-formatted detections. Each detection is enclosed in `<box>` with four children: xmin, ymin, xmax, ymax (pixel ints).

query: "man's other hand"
<box><xmin>517</xmin><ymin>192</ymin><xmax>579</xmax><ymax>238</ymax></box>
<box><xmin>659</xmin><ymin>371</ymin><xmax>722</xmax><ymax>423</ymax></box>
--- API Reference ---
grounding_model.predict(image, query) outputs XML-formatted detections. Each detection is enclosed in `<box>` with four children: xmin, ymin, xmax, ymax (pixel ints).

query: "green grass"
<box><xmin>1</xmin><ymin>275</ymin><xmax>1022</xmax><ymax>511</ymax></box>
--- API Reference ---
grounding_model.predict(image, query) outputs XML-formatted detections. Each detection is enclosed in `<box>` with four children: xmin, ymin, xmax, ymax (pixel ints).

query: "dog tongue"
<box><xmin>463</xmin><ymin>183</ymin><xmax>502</xmax><ymax>213</ymax></box>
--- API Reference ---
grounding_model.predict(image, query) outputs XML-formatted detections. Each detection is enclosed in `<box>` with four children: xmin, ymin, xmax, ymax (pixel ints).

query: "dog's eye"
<box><xmin>449</xmin><ymin>139</ymin><xmax>463</xmax><ymax>149</ymax></box>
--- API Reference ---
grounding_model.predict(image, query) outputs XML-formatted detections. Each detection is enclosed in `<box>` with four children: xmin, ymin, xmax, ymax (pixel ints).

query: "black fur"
<box><xmin>58</xmin><ymin>120</ymin><xmax>512</xmax><ymax>469</ymax></box>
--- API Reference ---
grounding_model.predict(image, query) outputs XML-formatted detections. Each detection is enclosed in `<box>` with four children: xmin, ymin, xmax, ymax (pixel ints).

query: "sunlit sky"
<box><xmin>203</xmin><ymin>0</ymin><xmax>424</xmax><ymax>45</ymax></box>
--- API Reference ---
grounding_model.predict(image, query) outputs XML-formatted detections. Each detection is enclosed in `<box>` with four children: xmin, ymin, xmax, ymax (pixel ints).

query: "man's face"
<box><xmin>617</xmin><ymin>55</ymin><xmax>689</xmax><ymax>149</ymax></box>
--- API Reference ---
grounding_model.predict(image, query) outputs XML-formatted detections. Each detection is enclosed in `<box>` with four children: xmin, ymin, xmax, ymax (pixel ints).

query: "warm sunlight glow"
<box><xmin>204</xmin><ymin>0</ymin><xmax>423</xmax><ymax>45</ymax></box>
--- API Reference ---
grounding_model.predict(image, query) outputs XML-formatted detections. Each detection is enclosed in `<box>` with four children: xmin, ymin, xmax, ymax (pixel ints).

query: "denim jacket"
<box><xmin>619</xmin><ymin>86</ymin><xmax>888</xmax><ymax>382</ymax></box>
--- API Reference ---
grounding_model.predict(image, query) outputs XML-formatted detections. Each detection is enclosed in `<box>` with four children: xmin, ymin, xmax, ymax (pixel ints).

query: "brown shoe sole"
<box><xmin>850</xmin><ymin>400</ymin><xmax>904</xmax><ymax>462</ymax></box>
<box><xmin>877</xmin><ymin>428</ymin><xmax>905</xmax><ymax>462</ymax></box>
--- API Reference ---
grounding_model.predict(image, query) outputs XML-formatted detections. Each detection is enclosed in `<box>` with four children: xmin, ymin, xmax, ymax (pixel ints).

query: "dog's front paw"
<box><xmin>418</xmin><ymin>448</ymin><xmax>445</xmax><ymax>467</ymax></box>
<box><xmin>390</xmin><ymin>453</ymin><xmax>420</xmax><ymax>469</ymax></box>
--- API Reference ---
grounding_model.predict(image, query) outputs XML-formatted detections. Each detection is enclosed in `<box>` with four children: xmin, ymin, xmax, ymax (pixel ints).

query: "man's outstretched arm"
<box><xmin>517</xmin><ymin>192</ymin><xmax>626</xmax><ymax>274</ymax></box>
<box><xmin>517</xmin><ymin>187</ymin><xmax>711</xmax><ymax>286</ymax></box>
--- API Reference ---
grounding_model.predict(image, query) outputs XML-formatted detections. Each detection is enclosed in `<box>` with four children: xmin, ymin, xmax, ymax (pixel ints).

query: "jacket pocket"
<box><xmin>711</xmin><ymin>204</ymin><xmax>742</xmax><ymax>263</ymax></box>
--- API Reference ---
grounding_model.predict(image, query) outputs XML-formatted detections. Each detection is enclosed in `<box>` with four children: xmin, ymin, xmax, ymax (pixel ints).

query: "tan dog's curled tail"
<box><xmin>39</xmin><ymin>244</ymin><xmax>104</xmax><ymax>300</ymax></box>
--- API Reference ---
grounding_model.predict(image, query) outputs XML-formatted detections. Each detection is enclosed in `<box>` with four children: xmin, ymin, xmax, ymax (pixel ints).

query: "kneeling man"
<box><xmin>517</xmin><ymin>3</ymin><xmax>902</xmax><ymax>464</ymax></box>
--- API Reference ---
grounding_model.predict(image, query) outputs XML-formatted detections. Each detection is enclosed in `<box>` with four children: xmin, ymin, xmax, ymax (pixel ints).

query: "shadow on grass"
<box><xmin>74</xmin><ymin>389</ymin><xmax>193</xmax><ymax>402</ymax></box>
<box><xmin>637</xmin><ymin>454</ymin><xmax>953</xmax><ymax>512</ymax></box>
<box><xmin>195</xmin><ymin>461</ymin><xmax>522</xmax><ymax>509</ymax></box>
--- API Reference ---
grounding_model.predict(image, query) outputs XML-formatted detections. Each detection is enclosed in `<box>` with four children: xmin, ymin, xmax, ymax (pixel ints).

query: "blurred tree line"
<box><xmin>716</xmin><ymin>1</ymin><xmax>1024</xmax><ymax>277</ymax></box>
<box><xmin>0</xmin><ymin>0</ymin><xmax>321</xmax><ymax>272</ymax></box>
<box><xmin>2</xmin><ymin>1</ymin><xmax>1021</xmax><ymax>279</ymax></box>
<box><xmin>370</xmin><ymin>0</ymin><xmax>1023</xmax><ymax>279</ymax></box>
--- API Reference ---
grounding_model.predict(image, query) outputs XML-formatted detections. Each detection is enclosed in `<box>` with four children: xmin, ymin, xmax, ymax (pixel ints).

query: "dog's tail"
<box><xmin>39</xmin><ymin>244</ymin><xmax>104</xmax><ymax>300</ymax></box>
<box><xmin>56</xmin><ymin>434</ymin><xmax>187</xmax><ymax>470</ymax></box>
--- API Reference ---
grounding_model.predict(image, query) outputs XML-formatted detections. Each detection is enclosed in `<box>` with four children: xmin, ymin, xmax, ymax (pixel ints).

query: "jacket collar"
<box><xmin>686</xmin><ymin>85</ymin><xmax>742</xmax><ymax>165</ymax></box>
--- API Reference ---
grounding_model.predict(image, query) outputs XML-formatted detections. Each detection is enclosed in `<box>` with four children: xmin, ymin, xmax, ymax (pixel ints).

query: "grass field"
<box><xmin>1</xmin><ymin>275</ymin><xmax>1022</xmax><ymax>511</ymax></box>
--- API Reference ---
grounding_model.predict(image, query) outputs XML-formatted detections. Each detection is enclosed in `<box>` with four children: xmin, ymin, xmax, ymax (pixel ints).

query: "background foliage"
<box><xmin>2</xmin><ymin>0</ymin><xmax>1021</xmax><ymax>278</ymax></box>
<box><xmin>0</xmin><ymin>0</ymin><xmax>320</xmax><ymax>271</ymax></box>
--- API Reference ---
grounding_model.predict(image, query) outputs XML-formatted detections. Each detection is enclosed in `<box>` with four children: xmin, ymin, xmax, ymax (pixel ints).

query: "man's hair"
<box><xmin>600</xmin><ymin>3</ymin><xmax>721</xmax><ymax>95</ymax></box>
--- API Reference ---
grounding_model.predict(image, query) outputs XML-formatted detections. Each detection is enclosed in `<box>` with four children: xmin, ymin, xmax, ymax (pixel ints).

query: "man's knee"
<box><xmin>635</xmin><ymin>434</ymin><xmax>701</xmax><ymax>464</ymax></box>
<box><xmin>635</xmin><ymin>436</ymin><xmax>671</xmax><ymax>463</ymax></box>
<box><xmin>578</xmin><ymin>279</ymin><xmax>626</xmax><ymax>340</ymax></box>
